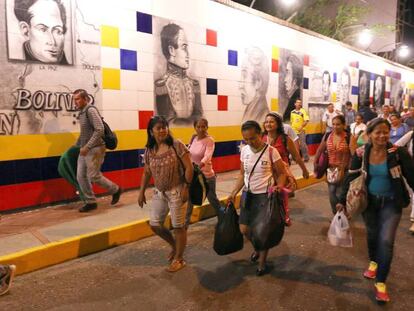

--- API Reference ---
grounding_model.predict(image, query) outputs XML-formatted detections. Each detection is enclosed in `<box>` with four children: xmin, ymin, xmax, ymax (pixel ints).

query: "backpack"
<box><xmin>86</xmin><ymin>106</ymin><xmax>118</xmax><ymax>150</ymax></box>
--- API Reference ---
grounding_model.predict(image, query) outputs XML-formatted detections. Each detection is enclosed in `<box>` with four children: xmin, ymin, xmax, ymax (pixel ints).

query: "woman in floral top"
<box><xmin>138</xmin><ymin>116</ymin><xmax>193</xmax><ymax>272</ymax></box>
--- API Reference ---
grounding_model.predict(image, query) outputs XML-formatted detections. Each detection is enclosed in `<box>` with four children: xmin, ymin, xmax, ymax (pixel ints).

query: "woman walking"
<box><xmin>337</xmin><ymin>118</ymin><xmax>414</xmax><ymax>303</ymax></box>
<box><xmin>314</xmin><ymin>115</ymin><xmax>351</xmax><ymax>214</ymax></box>
<box><xmin>186</xmin><ymin>118</ymin><xmax>221</xmax><ymax>226</ymax></box>
<box><xmin>138</xmin><ymin>116</ymin><xmax>193</xmax><ymax>272</ymax></box>
<box><xmin>228</xmin><ymin>121</ymin><xmax>287</xmax><ymax>276</ymax></box>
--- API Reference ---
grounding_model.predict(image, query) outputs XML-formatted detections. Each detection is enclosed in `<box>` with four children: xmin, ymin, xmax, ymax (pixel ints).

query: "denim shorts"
<box><xmin>239</xmin><ymin>191</ymin><xmax>268</xmax><ymax>226</ymax></box>
<box><xmin>150</xmin><ymin>186</ymin><xmax>187</xmax><ymax>228</ymax></box>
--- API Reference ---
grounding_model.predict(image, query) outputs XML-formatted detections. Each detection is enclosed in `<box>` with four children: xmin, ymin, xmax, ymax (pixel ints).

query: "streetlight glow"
<box><xmin>281</xmin><ymin>0</ymin><xmax>296</xmax><ymax>6</ymax></box>
<box><xmin>358</xmin><ymin>29</ymin><xmax>373</xmax><ymax>46</ymax></box>
<box><xmin>398</xmin><ymin>45</ymin><xmax>410</xmax><ymax>58</ymax></box>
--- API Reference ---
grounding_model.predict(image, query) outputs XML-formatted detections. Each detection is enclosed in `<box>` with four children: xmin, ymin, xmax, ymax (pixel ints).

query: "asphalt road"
<box><xmin>1</xmin><ymin>183</ymin><xmax>413</xmax><ymax>310</ymax></box>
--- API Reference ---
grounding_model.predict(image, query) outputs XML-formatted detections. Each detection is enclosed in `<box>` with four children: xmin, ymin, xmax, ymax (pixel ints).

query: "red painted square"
<box><xmin>303</xmin><ymin>55</ymin><xmax>310</xmax><ymax>66</ymax></box>
<box><xmin>206</xmin><ymin>29</ymin><xmax>217</xmax><ymax>46</ymax></box>
<box><xmin>385</xmin><ymin>91</ymin><xmax>390</xmax><ymax>99</ymax></box>
<box><xmin>218</xmin><ymin>95</ymin><xmax>228</xmax><ymax>111</ymax></box>
<box><xmin>271</xmin><ymin>59</ymin><xmax>279</xmax><ymax>73</ymax></box>
<box><xmin>138</xmin><ymin>110</ymin><xmax>154</xmax><ymax>129</ymax></box>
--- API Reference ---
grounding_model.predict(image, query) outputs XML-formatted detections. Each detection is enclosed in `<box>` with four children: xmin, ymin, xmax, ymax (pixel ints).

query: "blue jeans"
<box><xmin>185</xmin><ymin>176</ymin><xmax>221</xmax><ymax>226</ymax></box>
<box><xmin>327</xmin><ymin>182</ymin><xmax>342</xmax><ymax>215</ymax></box>
<box><xmin>362</xmin><ymin>195</ymin><xmax>402</xmax><ymax>282</ymax></box>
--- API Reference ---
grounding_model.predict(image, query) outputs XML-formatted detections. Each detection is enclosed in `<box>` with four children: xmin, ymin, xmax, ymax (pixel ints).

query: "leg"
<box><xmin>375</xmin><ymin>200</ymin><xmax>402</xmax><ymax>283</ymax></box>
<box><xmin>168</xmin><ymin>186</ymin><xmax>188</xmax><ymax>261</ymax></box>
<box><xmin>86</xmin><ymin>146</ymin><xmax>118</xmax><ymax>195</ymax></box>
<box><xmin>410</xmin><ymin>192</ymin><xmax>414</xmax><ymax>222</ymax></box>
<box><xmin>327</xmin><ymin>183</ymin><xmax>339</xmax><ymax>215</ymax></box>
<box><xmin>77</xmin><ymin>152</ymin><xmax>96</xmax><ymax>204</ymax></box>
<box><xmin>206</xmin><ymin>176</ymin><xmax>222</xmax><ymax>214</ymax></box>
<box><xmin>185</xmin><ymin>201</ymin><xmax>193</xmax><ymax>228</ymax></box>
<box><xmin>150</xmin><ymin>189</ymin><xmax>175</xmax><ymax>254</ymax></box>
<box><xmin>362</xmin><ymin>203</ymin><xmax>380</xmax><ymax>263</ymax></box>
<box><xmin>299</xmin><ymin>132</ymin><xmax>309</xmax><ymax>161</ymax></box>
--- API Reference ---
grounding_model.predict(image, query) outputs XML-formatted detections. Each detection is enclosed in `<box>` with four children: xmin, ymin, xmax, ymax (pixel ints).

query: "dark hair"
<box><xmin>332</xmin><ymin>114</ymin><xmax>346</xmax><ymax>125</ymax></box>
<box><xmin>146</xmin><ymin>116</ymin><xmax>174</xmax><ymax>149</ymax></box>
<box><xmin>241</xmin><ymin>120</ymin><xmax>262</xmax><ymax>134</ymax></box>
<box><xmin>193</xmin><ymin>118</ymin><xmax>208</xmax><ymax>128</ymax></box>
<box><xmin>263</xmin><ymin>112</ymin><xmax>285</xmax><ymax>136</ymax></box>
<box><xmin>15</xmin><ymin>0</ymin><xmax>67</xmax><ymax>34</ymax></box>
<box><xmin>366</xmin><ymin>117</ymin><xmax>391</xmax><ymax>134</ymax></box>
<box><xmin>160</xmin><ymin>23</ymin><xmax>182</xmax><ymax>60</ymax></box>
<box><xmin>327</xmin><ymin>103</ymin><xmax>334</xmax><ymax>108</ymax></box>
<box><xmin>73</xmin><ymin>89</ymin><xmax>88</xmax><ymax>100</ymax></box>
<box><xmin>286</xmin><ymin>54</ymin><xmax>303</xmax><ymax>87</ymax></box>
<box><xmin>345</xmin><ymin>101</ymin><xmax>352</xmax><ymax>106</ymax></box>
<box><xmin>363</xmin><ymin>99</ymin><xmax>371</xmax><ymax>107</ymax></box>
<box><xmin>355</xmin><ymin>113</ymin><xmax>364</xmax><ymax>120</ymax></box>
<box><xmin>389</xmin><ymin>113</ymin><xmax>401</xmax><ymax>120</ymax></box>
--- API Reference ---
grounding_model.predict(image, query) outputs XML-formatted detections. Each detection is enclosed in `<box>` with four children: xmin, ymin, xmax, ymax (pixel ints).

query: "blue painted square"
<box><xmin>303</xmin><ymin>77</ymin><xmax>309</xmax><ymax>89</ymax></box>
<box><xmin>120</xmin><ymin>49</ymin><xmax>138</xmax><ymax>71</ymax></box>
<box><xmin>351</xmin><ymin>86</ymin><xmax>359</xmax><ymax>95</ymax></box>
<box><xmin>228</xmin><ymin>50</ymin><xmax>238</xmax><ymax>66</ymax></box>
<box><xmin>136</xmin><ymin>11</ymin><xmax>152</xmax><ymax>34</ymax></box>
<box><xmin>333</xmin><ymin>73</ymin><xmax>337</xmax><ymax>83</ymax></box>
<box><xmin>207</xmin><ymin>78</ymin><xmax>217</xmax><ymax>95</ymax></box>
<box><xmin>370</xmin><ymin>73</ymin><xmax>376</xmax><ymax>80</ymax></box>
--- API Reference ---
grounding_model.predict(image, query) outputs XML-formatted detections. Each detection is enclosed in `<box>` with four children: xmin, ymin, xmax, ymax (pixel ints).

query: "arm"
<box><xmin>81</xmin><ymin>108</ymin><xmax>104</xmax><ymax>155</ymax></box>
<box><xmin>337</xmin><ymin>153</ymin><xmax>363</xmax><ymax>206</ymax></box>
<box><xmin>228</xmin><ymin>162</ymin><xmax>245</xmax><ymax>203</ymax></box>
<box><xmin>180</xmin><ymin>152</ymin><xmax>194</xmax><ymax>203</ymax></box>
<box><xmin>313</xmin><ymin>136</ymin><xmax>327</xmax><ymax>167</ymax></box>
<box><xmin>273</xmin><ymin>158</ymin><xmax>287</xmax><ymax>190</ymax></box>
<box><xmin>200</xmin><ymin>137</ymin><xmax>215</xmax><ymax>168</ymax></box>
<box><xmin>398</xmin><ymin>147</ymin><xmax>414</xmax><ymax>190</ymax></box>
<box><xmin>138</xmin><ymin>164</ymin><xmax>152</xmax><ymax>208</ymax></box>
<box><xmin>287</xmin><ymin>137</ymin><xmax>309</xmax><ymax>178</ymax></box>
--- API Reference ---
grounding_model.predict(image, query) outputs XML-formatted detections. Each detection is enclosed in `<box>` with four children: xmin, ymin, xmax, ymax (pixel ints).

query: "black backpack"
<box><xmin>86</xmin><ymin>106</ymin><xmax>118</xmax><ymax>150</ymax></box>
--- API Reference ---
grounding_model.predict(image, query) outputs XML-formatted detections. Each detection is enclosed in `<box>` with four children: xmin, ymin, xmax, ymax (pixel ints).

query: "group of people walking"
<box><xmin>3</xmin><ymin>90</ymin><xmax>413</xmax><ymax>304</ymax></box>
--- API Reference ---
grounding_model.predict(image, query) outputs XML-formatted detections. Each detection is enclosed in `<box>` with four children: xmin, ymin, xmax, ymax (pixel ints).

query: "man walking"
<box><xmin>290</xmin><ymin>99</ymin><xmax>310</xmax><ymax>162</ymax></box>
<box><xmin>73</xmin><ymin>89</ymin><xmax>121</xmax><ymax>212</ymax></box>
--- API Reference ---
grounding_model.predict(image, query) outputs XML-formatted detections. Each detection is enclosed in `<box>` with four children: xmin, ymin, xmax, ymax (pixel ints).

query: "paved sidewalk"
<box><xmin>0</xmin><ymin>160</ymin><xmax>314</xmax><ymax>257</ymax></box>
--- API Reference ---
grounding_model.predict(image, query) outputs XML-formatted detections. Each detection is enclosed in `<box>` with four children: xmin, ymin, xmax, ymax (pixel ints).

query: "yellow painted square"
<box><xmin>332</xmin><ymin>92</ymin><xmax>337</xmax><ymax>102</ymax></box>
<box><xmin>103</xmin><ymin>68</ymin><xmax>120</xmax><ymax>90</ymax></box>
<box><xmin>101</xmin><ymin>25</ymin><xmax>119</xmax><ymax>48</ymax></box>
<box><xmin>272</xmin><ymin>46</ymin><xmax>279</xmax><ymax>60</ymax></box>
<box><xmin>271</xmin><ymin>98</ymin><xmax>278</xmax><ymax>111</ymax></box>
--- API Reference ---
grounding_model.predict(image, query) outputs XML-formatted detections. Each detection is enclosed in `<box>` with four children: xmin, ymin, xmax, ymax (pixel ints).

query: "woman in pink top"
<box><xmin>186</xmin><ymin>118</ymin><xmax>221</xmax><ymax>226</ymax></box>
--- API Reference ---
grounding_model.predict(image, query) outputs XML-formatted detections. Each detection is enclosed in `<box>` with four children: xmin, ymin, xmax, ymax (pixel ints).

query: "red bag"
<box><xmin>314</xmin><ymin>149</ymin><xmax>328</xmax><ymax>179</ymax></box>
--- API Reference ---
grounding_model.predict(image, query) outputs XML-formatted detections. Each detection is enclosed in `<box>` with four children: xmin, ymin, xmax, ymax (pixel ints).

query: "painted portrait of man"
<box><xmin>239</xmin><ymin>47</ymin><xmax>269</xmax><ymax>123</ymax></box>
<box><xmin>338</xmin><ymin>67</ymin><xmax>351</xmax><ymax>109</ymax></box>
<box><xmin>321</xmin><ymin>70</ymin><xmax>331</xmax><ymax>102</ymax></box>
<box><xmin>374</xmin><ymin>75</ymin><xmax>385</xmax><ymax>109</ymax></box>
<box><xmin>358</xmin><ymin>70</ymin><xmax>370</xmax><ymax>108</ymax></box>
<box><xmin>8</xmin><ymin>0</ymin><xmax>72</xmax><ymax>64</ymax></box>
<box><xmin>390</xmin><ymin>79</ymin><xmax>404</xmax><ymax>113</ymax></box>
<box><xmin>154</xmin><ymin>23</ymin><xmax>202</xmax><ymax>126</ymax></box>
<box><xmin>279</xmin><ymin>50</ymin><xmax>303</xmax><ymax>121</ymax></box>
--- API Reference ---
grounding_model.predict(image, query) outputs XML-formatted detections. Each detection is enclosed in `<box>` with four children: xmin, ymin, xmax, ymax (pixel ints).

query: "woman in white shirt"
<box><xmin>350</xmin><ymin>113</ymin><xmax>367</xmax><ymax>136</ymax></box>
<box><xmin>228</xmin><ymin>120</ymin><xmax>287</xmax><ymax>276</ymax></box>
<box><xmin>395</xmin><ymin>130</ymin><xmax>414</xmax><ymax>234</ymax></box>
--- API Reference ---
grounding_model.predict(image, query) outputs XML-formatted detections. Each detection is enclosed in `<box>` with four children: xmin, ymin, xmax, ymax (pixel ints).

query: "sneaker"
<box><xmin>0</xmin><ymin>264</ymin><xmax>16</xmax><ymax>296</ymax></box>
<box><xmin>111</xmin><ymin>188</ymin><xmax>122</xmax><ymax>205</ymax></box>
<box><xmin>79</xmin><ymin>203</ymin><xmax>97</xmax><ymax>213</ymax></box>
<box><xmin>166</xmin><ymin>259</ymin><xmax>186</xmax><ymax>273</ymax></box>
<box><xmin>409</xmin><ymin>223</ymin><xmax>414</xmax><ymax>234</ymax></box>
<box><xmin>363</xmin><ymin>261</ymin><xmax>377</xmax><ymax>279</ymax></box>
<box><xmin>375</xmin><ymin>282</ymin><xmax>390</xmax><ymax>303</ymax></box>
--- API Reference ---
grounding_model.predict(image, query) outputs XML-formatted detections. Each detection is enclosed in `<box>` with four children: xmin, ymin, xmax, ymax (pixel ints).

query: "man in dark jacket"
<box><xmin>359</xmin><ymin>99</ymin><xmax>377</xmax><ymax>124</ymax></box>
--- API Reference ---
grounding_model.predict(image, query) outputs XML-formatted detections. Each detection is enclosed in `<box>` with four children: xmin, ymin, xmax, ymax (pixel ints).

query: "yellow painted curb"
<box><xmin>0</xmin><ymin>175</ymin><xmax>323</xmax><ymax>276</ymax></box>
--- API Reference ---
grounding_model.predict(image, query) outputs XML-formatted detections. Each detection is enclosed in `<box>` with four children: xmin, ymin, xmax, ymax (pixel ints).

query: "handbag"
<box><xmin>314</xmin><ymin>134</ymin><xmax>329</xmax><ymax>179</ymax></box>
<box><xmin>346</xmin><ymin>154</ymin><xmax>368</xmax><ymax>217</ymax></box>
<box><xmin>326</xmin><ymin>166</ymin><xmax>344</xmax><ymax>184</ymax></box>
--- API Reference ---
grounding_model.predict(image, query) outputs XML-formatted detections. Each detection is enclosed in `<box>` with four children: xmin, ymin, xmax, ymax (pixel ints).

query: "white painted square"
<box><xmin>101</xmin><ymin>47</ymin><xmax>120</xmax><ymax>69</ymax></box>
<box><xmin>138</xmin><ymin>91</ymin><xmax>155</xmax><ymax>110</ymax></box>
<box><xmin>138</xmin><ymin>72</ymin><xmax>154</xmax><ymax>92</ymax></box>
<box><xmin>102</xmin><ymin>90</ymin><xmax>122</xmax><ymax>110</ymax></box>
<box><xmin>204</xmin><ymin>95</ymin><xmax>217</xmax><ymax>111</ymax></box>
<box><xmin>121</xmin><ymin>70</ymin><xmax>139</xmax><ymax>91</ymax></box>
<box><xmin>119</xmin><ymin>90</ymin><xmax>140</xmax><ymax>110</ymax></box>
<box><xmin>137</xmin><ymin>52</ymin><xmax>154</xmax><ymax>73</ymax></box>
<box><xmin>218</xmin><ymin>79</ymin><xmax>239</xmax><ymax>97</ymax></box>
<box><xmin>227</xmin><ymin>95</ymin><xmax>243</xmax><ymax>112</ymax></box>
<box><xmin>120</xmin><ymin>110</ymin><xmax>139</xmax><ymax>130</ymax></box>
<box><xmin>119</xmin><ymin>30</ymin><xmax>141</xmax><ymax>51</ymax></box>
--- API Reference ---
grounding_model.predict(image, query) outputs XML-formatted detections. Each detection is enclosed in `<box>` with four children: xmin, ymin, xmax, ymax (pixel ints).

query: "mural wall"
<box><xmin>1</xmin><ymin>0</ymin><xmax>414</xmax><ymax>211</ymax></box>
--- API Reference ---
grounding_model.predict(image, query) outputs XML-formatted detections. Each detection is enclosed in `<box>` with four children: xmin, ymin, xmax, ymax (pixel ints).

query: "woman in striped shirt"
<box><xmin>314</xmin><ymin>115</ymin><xmax>351</xmax><ymax>214</ymax></box>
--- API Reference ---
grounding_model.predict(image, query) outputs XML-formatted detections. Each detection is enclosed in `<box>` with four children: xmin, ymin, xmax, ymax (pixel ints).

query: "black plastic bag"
<box><xmin>189</xmin><ymin>164</ymin><xmax>210</xmax><ymax>205</ymax></box>
<box><xmin>213</xmin><ymin>202</ymin><xmax>244</xmax><ymax>255</ymax></box>
<box><xmin>250</xmin><ymin>192</ymin><xmax>285</xmax><ymax>251</ymax></box>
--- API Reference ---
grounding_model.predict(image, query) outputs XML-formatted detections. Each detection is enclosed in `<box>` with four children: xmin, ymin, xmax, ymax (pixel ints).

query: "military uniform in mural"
<box><xmin>155</xmin><ymin>63</ymin><xmax>202</xmax><ymax>126</ymax></box>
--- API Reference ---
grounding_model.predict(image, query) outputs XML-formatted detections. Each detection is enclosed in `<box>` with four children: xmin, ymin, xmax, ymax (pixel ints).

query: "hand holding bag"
<box><xmin>328</xmin><ymin>211</ymin><xmax>353</xmax><ymax>247</ymax></box>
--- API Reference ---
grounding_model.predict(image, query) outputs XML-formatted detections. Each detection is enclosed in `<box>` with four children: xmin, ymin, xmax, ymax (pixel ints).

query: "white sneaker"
<box><xmin>0</xmin><ymin>264</ymin><xmax>16</xmax><ymax>296</ymax></box>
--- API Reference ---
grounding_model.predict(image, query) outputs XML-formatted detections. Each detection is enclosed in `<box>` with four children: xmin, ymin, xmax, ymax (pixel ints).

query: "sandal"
<box><xmin>250</xmin><ymin>251</ymin><xmax>259</xmax><ymax>263</ymax></box>
<box><xmin>167</xmin><ymin>259</ymin><xmax>186</xmax><ymax>273</ymax></box>
<box><xmin>167</xmin><ymin>250</ymin><xmax>176</xmax><ymax>263</ymax></box>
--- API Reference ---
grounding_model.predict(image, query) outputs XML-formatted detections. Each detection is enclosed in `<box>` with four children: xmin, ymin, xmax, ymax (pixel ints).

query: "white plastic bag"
<box><xmin>327</xmin><ymin>211</ymin><xmax>353</xmax><ymax>247</ymax></box>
